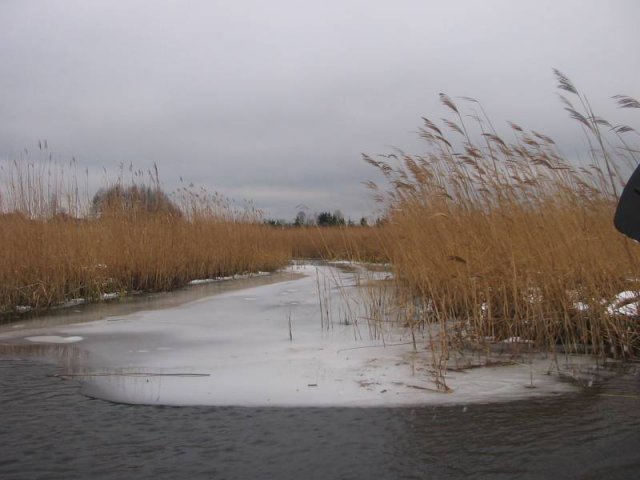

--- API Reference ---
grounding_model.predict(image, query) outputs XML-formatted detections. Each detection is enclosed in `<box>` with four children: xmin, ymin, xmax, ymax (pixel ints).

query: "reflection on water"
<box><xmin>0</xmin><ymin>343</ymin><xmax>86</xmax><ymax>373</ymax></box>
<box><xmin>0</xmin><ymin>270</ymin><xmax>302</xmax><ymax>334</ymax></box>
<box><xmin>1</xmin><ymin>358</ymin><xmax>639</xmax><ymax>480</ymax></box>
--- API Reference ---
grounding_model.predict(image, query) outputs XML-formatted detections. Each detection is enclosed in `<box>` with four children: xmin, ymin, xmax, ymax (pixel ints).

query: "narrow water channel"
<box><xmin>2</xmin><ymin>267</ymin><xmax>640</xmax><ymax>478</ymax></box>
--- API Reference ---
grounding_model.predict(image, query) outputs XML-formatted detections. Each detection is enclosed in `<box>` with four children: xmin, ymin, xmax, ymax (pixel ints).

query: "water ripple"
<box><xmin>1</xmin><ymin>358</ymin><xmax>640</xmax><ymax>479</ymax></box>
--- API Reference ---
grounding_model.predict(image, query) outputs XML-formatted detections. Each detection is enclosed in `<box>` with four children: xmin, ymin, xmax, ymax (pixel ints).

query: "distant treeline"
<box><xmin>265</xmin><ymin>210</ymin><xmax>385</xmax><ymax>228</ymax></box>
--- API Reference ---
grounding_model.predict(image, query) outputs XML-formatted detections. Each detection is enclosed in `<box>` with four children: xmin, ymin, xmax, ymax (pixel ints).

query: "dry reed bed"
<box><xmin>0</xmin><ymin>159</ymin><xmax>294</xmax><ymax>314</ymax></box>
<box><xmin>0</xmin><ymin>213</ymin><xmax>291</xmax><ymax>314</ymax></box>
<box><xmin>0</xmin><ymin>214</ymin><xmax>385</xmax><ymax>315</ymax></box>
<box><xmin>0</xmin><ymin>158</ymin><xmax>384</xmax><ymax>315</ymax></box>
<box><xmin>278</xmin><ymin>225</ymin><xmax>388</xmax><ymax>262</ymax></box>
<box><xmin>366</xmin><ymin>73</ymin><xmax>640</xmax><ymax>360</ymax></box>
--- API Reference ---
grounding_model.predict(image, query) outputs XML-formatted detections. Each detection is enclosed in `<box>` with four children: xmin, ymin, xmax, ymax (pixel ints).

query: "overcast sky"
<box><xmin>1</xmin><ymin>0</ymin><xmax>638</xmax><ymax>220</ymax></box>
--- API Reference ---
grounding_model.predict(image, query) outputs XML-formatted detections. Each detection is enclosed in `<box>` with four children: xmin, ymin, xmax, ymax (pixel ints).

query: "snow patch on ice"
<box><xmin>26</xmin><ymin>335</ymin><xmax>83</xmax><ymax>344</ymax></box>
<box><xmin>574</xmin><ymin>301</ymin><xmax>590</xmax><ymax>312</ymax></box>
<box><xmin>502</xmin><ymin>337</ymin><xmax>534</xmax><ymax>344</ymax></box>
<box><xmin>60</xmin><ymin>298</ymin><xmax>86</xmax><ymax>308</ymax></box>
<box><xmin>608</xmin><ymin>302</ymin><xmax>639</xmax><ymax>316</ymax></box>
<box><xmin>188</xmin><ymin>279</ymin><xmax>218</xmax><ymax>285</ymax></box>
<box><xmin>606</xmin><ymin>290</ymin><xmax>640</xmax><ymax>316</ymax></box>
<box><xmin>188</xmin><ymin>271</ymin><xmax>271</xmax><ymax>286</ymax></box>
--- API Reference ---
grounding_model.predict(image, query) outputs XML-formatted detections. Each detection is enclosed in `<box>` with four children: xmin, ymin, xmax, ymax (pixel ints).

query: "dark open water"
<box><xmin>1</xmin><ymin>357</ymin><xmax>640</xmax><ymax>480</ymax></box>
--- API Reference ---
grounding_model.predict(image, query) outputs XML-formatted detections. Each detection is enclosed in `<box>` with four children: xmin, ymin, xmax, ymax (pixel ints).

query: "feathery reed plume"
<box><xmin>365</xmin><ymin>74</ymin><xmax>639</xmax><ymax>389</ymax></box>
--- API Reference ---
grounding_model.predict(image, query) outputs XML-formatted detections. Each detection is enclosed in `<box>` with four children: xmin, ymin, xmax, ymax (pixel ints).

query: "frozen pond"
<box><xmin>0</xmin><ymin>264</ymin><xmax>594</xmax><ymax>407</ymax></box>
<box><xmin>2</xmin><ymin>263</ymin><xmax>640</xmax><ymax>479</ymax></box>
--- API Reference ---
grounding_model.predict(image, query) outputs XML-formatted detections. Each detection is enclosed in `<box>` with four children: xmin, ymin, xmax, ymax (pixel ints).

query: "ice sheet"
<box><xmin>5</xmin><ymin>264</ymin><xmax>584</xmax><ymax>406</ymax></box>
<box><xmin>25</xmin><ymin>335</ymin><xmax>84</xmax><ymax>344</ymax></box>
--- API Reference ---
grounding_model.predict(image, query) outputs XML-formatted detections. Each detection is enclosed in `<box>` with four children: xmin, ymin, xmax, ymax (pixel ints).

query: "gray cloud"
<box><xmin>1</xmin><ymin>0</ymin><xmax>638</xmax><ymax>220</ymax></box>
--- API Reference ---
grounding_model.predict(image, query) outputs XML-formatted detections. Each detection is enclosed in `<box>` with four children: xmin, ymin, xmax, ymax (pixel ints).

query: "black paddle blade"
<box><xmin>614</xmin><ymin>163</ymin><xmax>640</xmax><ymax>241</ymax></box>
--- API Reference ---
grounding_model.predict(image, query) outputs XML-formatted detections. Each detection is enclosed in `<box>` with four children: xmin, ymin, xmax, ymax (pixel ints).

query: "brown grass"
<box><xmin>276</xmin><ymin>225</ymin><xmax>388</xmax><ymax>262</ymax></box>
<box><xmin>0</xmin><ymin>212</ymin><xmax>291</xmax><ymax>314</ymax></box>
<box><xmin>365</xmin><ymin>72</ymin><xmax>640</xmax><ymax>364</ymax></box>
<box><xmin>0</xmin><ymin>157</ymin><xmax>296</xmax><ymax>314</ymax></box>
<box><xmin>0</xmin><ymin>155</ymin><xmax>385</xmax><ymax>316</ymax></box>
